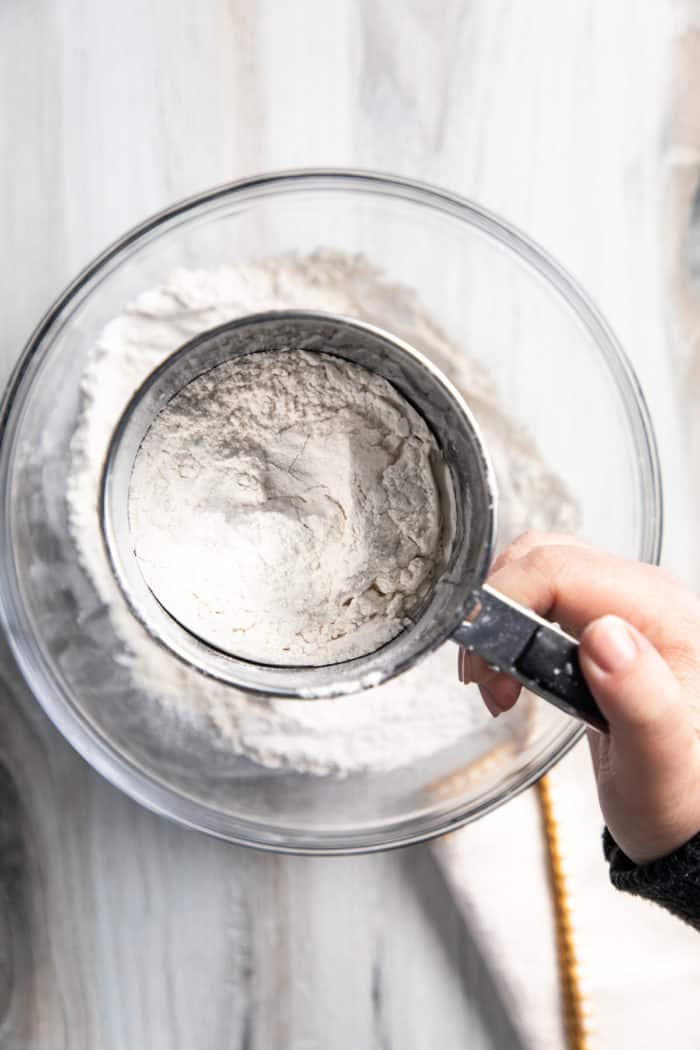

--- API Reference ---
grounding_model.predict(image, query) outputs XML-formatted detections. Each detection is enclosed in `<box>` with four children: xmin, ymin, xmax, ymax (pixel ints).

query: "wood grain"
<box><xmin>0</xmin><ymin>1</ymin><xmax>694</xmax><ymax>1046</ymax></box>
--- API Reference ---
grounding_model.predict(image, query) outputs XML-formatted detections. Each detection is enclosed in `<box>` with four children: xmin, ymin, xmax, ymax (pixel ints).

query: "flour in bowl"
<box><xmin>129</xmin><ymin>349</ymin><xmax>448</xmax><ymax>665</ymax></box>
<box><xmin>68</xmin><ymin>252</ymin><xmax>578</xmax><ymax>775</ymax></box>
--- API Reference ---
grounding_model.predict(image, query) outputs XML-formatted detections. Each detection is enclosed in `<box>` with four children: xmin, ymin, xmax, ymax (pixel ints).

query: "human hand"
<box><xmin>457</xmin><ymin>532</ymin><xmax>700</xmax><ymax>865</ymax></box>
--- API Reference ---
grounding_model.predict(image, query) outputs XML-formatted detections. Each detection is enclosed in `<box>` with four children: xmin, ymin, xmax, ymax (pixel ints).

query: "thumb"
<box><xmin>579</xmin><ymin>614</ymin><xmax>687</xmax><ymax>749</ymax></box>
<box><xmin>578</xmin><ymin>614</ymin><xmax>700</xmax><ymax>864</ymax></box>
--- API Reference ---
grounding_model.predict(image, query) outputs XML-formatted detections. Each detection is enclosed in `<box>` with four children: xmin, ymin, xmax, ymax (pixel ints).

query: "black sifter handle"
<box><xmin>452</xmin><ymin>584</ymin><xmax>609</xmax><ymax>734</ymax></box>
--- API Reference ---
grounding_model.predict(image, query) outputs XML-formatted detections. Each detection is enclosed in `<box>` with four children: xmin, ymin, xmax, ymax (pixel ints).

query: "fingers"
<box><xmin>458</xmin><ymin>530</ymin><xmax>693</xmax><ymax>723</ymax></box>
<box><xmin>579</xmin><ymin>614</ymin><xmax>700</xmax><ymax>862</ymax></box>
<box><xmin>458</xmin><ymin>642</ymin><xmax>522</xmax><ymax>715</ymax></box>
<box><xmin>460</xmin><ymin>532</ymin><xmax>593</xmax><ymax>713</ymax></box>
<box><xmin>579</xmin><ymin>615</ymin><xmax>685</xmax><ymax>738</ymax></box>
<box><xmin>485</xmin><ymin>542</ymin><xmax>685</xmax><ymax>643</ymax></box>
<box><xmin>459</xmin><ymin>534</ymin><xmax>700</xmax><ymax>864</ymax></box>
<box><xmin>489</xmin><ymin>530</ymin><xmax>591</xmax><ymax>576</ymax></box>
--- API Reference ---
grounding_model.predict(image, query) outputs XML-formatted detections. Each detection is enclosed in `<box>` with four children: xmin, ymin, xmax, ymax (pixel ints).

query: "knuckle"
<box><xmin>514</xmin><ymin>529</ymin><xmax>549</xmax><ymax>552</ymax></box>
<box><xmin>524</xmin><ymin>543</ymin><xmax>570</xmax><ymax>580</ymax></box>
<box><xmin>658</xmin><ymin>636</ymin><xmax>700</xmax><ymax>679</ymax></box>
<box><xmin>649</xmin><ymin>563</ymin><xmax>687</xmax><ymax>592</ymax></box>
<box><xmin>491</xmin><ymin>530</ymin><xmax>549</xmax><ymax>573</ymax></box>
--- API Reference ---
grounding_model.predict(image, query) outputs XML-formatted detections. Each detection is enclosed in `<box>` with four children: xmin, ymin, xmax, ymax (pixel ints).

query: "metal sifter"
<box><xmin>102</xmin><ymin>311</ymin><xmax>608</xmax><ymax>733</ymax></box>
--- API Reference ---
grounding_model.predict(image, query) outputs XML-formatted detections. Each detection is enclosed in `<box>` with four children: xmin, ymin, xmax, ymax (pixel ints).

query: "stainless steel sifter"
<box><xmin>102</xmin><ymin>311</ymin><xmax>608</xmax><ymax>733</ymax></box>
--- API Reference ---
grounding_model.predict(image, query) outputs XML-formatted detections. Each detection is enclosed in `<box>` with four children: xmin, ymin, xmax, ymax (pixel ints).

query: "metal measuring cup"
<box><xmin>102</xmin><ymin>311</ymin><xmax>607</xmax><ymax>733</ymax></box>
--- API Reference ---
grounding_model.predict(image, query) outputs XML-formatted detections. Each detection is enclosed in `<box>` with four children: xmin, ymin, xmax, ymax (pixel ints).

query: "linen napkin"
<box><xmin>432</xmin><ymin>739</ymin><xmax>700</xmax><ymax>1050</ymax></box>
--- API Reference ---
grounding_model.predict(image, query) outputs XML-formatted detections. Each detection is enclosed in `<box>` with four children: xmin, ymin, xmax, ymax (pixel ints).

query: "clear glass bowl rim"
<box><xmin>0</xmin><ymin>169</ymin><xmax>663</xmax><ymax>854</ymax></box>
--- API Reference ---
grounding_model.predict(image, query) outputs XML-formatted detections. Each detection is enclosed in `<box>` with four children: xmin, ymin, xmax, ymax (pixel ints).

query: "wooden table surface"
<box><xmin>1</xmin><ymin>2</ymin><xmax>698</xmax><ymax>1047</ymax></box>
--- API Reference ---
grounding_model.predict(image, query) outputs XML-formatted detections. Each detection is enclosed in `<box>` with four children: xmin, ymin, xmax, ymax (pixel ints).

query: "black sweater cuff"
<box><xmin>603</xmin><ymin>827</ymin><xmax>700</xmax><ymax>930</ymax></box>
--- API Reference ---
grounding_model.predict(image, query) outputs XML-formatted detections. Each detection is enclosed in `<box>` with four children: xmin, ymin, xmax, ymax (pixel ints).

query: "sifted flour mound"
<box><xmin>129</xmin><ymin>349</ymin><xmax>448</xmax><ymax>665</ymax></box>
<box><xmin>68</xmin><ymin>252</ymin><xmax>578</xmax><ymax>775</ymax></box>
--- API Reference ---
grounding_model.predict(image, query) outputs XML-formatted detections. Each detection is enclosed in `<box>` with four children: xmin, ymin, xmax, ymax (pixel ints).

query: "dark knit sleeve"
<box><xmin>603</xmin><ymin>827</ymin><xmax>700</xmax><ymax>930</ymax></box>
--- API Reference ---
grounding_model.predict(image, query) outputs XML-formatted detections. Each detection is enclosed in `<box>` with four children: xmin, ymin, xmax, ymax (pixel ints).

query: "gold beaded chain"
<box><xmin>536</xmin><ymin>774</ymin><xmax>592</xmax><ymax>1050</ymax></box>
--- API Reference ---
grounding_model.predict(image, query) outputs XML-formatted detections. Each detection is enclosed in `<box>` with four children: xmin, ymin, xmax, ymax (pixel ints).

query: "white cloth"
<box><xmin>432</xmin><ymin>740</ymin><xmax>700</xmax><ymax>1050</ymax></box>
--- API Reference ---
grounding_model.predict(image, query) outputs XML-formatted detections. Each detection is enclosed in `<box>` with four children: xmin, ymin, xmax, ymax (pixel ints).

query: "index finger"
<box><xmin>489</xmin><ymin>530</ymin><xmax>591</xmax><ymax>576</ymax></box>
<box><xmin>486</xmin><ymin>542</ymin><xmax>688</xmax><ymax>649</ymax></box>
<box><xmin>462</xmin><ymin>532</ymin><xmax>593</xmax><ymax>700</ymax></box>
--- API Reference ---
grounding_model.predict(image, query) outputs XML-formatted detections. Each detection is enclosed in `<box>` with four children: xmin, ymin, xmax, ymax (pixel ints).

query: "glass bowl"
<box><xmin>0</xmin><ymin>171</ymin><xmax>661</xmax><ymax>853</ymax></box>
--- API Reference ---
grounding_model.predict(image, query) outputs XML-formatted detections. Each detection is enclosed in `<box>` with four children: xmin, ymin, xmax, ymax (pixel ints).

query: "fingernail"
<box><xmin>460</xmin><ymin>649</ymin><xmax>473</xmax><ymax>684</ymax></box>
<box><xmin>480</xmin><ymin>684</ymin><xmax>502</xmax><ymax>717</ymax></box>
<box><xmin>585</xmin><ymin>616</ymin><xmax>637</xmax><ymax>674</ymax></box>
<box><xmin>488</xmin><ymin>677</ymin><xmax>521</xmax><ymax>709</ymax></box>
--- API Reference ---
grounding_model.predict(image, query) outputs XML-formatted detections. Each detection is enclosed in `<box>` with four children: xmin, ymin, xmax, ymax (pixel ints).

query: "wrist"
<box><xmin>606</xmin><ymin>821</ymin><xmax>700</xmax><ymax>866</ymax></box>
<box><xmin>603</xmin><ymin>826</ymin><xmax>700</xmax><ymax>929</ymax></box>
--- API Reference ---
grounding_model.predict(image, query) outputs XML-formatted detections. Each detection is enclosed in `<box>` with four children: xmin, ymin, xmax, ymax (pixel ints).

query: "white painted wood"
<box><xmin>0</xmin><ymin>1</ymin><xmax>694</xmax><ymax>1047</ymax></box>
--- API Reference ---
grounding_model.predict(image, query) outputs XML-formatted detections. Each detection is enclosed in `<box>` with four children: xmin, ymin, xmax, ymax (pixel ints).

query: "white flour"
<box><xmin>68</xmin><ymin>252</ymin><xmax>578</xmax><ymax>775</ymax></box>
<box><xmin>129</xmin><ymin>350</ymin><xmax>447</xmax><ymax>665</ymax></box>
